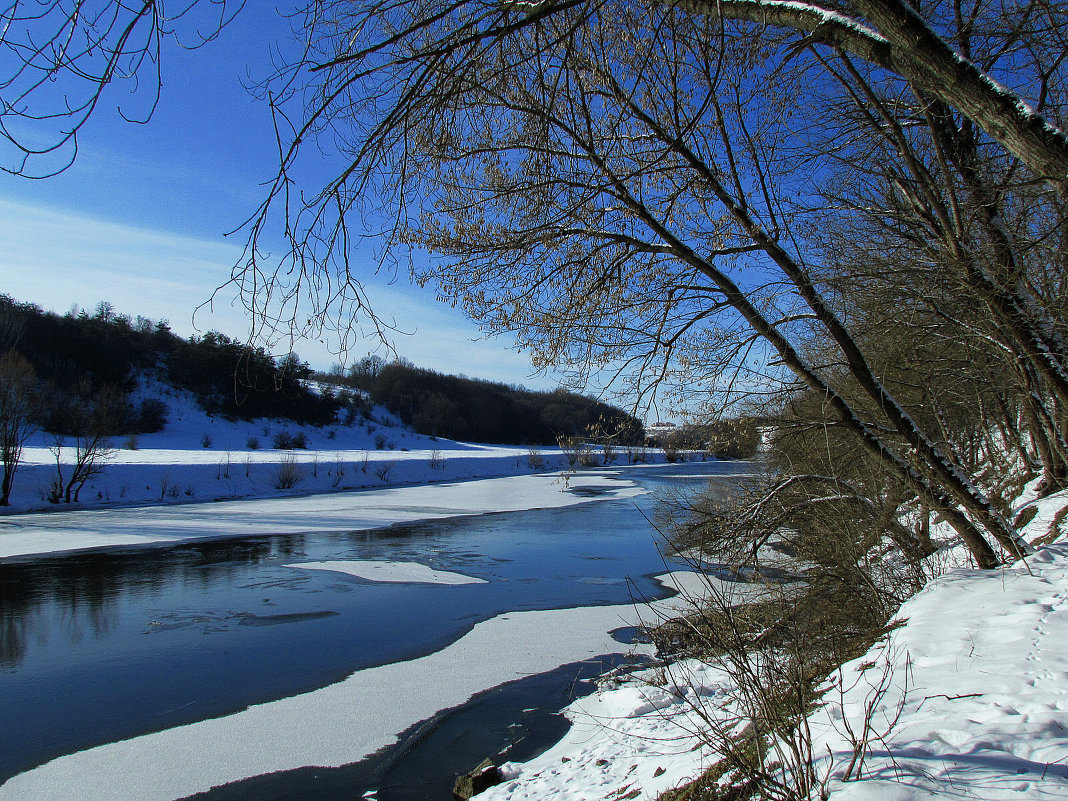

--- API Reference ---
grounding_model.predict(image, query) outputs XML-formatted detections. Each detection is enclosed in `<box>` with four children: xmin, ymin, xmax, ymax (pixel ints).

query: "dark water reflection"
<box><xmin>0</xmin><ymin>461</ymin><xmax>752</xmax><ymax>785</ymax></box>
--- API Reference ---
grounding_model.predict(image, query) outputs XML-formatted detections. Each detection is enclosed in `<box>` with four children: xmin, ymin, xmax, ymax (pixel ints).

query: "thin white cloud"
<box><xmin>0</xmin><ymin>197</ymin><xmax>552</xmax><ymax>388</ymax></box>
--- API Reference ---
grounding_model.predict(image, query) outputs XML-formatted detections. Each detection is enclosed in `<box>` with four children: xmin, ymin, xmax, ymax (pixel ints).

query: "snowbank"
<box><xmin>808</xmin><ymin>539</ymin><xmax>1068</xmax><ymax>800</ymax></box>
<box><xmin>481</xmin><ymin>493</ymin><xmax>1068</xmax><ymax>801</ymax></box>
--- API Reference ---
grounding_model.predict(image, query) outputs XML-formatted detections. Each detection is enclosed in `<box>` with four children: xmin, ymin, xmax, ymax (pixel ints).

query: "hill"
<box><xmin>321</xmin><ymin>357</ymin><xmax>643</xmax><ymax>446</ymax></box>
<box><xmin>0</xmin><ymin>294</ymin><xmax>641</xmax><ymax>447</ymax></box>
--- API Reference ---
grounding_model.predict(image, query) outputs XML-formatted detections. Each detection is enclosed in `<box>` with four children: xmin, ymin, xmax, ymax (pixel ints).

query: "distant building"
<box><xmin>644</xmin><ymin>421</ymin><xmax>677</xmax><ymax>445</ymax></box>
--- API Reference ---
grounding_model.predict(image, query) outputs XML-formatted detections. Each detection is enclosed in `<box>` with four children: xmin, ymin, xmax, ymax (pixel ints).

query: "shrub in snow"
<box><xmin>136</xmin><ymin>399</ymin><xmax>168</xmax><ymax>433</ymax></box>
<box><xmin>274</xmin><ymin>455</ymin><xmax>304</xmax><ymax>489</ymax></box>
<box><xmin>331</xmin><ymin>456</ymin><xmax>345</xmax><ymax>487</ymax></box>
<box><xmin>48</xmin><ymin>433</ymin><xmax>114</xmax><ymax>504</ymax></box>
<box><xmin>247</xmin><ymin>436</ymin><xmax>260</xmax><ymax>450</ymax></box>
<box><xmin>625</xmin><ymin>446</ymin><xmax>648</xmax><ymax>464</ymax></box>
<box><xmin>272</xmin><ymin>430</ymin><xmax>308</xmax><ymax>449</ymax></box>
<box><xmin>601</xmin><ymin>441</ymin><xmax>617</xmax><ymax>465</ymax></box>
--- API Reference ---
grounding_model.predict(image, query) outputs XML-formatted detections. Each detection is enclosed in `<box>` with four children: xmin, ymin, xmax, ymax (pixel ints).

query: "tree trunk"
<box><xmin>674</xmin><ymin>0</ymin><xmax>1068</xmax><ymax>190</ymax></box>
<box><xmin>605</xmin><ymin>94</ymin><xmax>1017</xmax><ymax>565</ymax></box>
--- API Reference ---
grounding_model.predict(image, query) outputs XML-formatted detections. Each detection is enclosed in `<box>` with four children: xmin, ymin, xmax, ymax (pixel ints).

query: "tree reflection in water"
<box><xmin>0</xmin><ymin>536</ymin><xmax>308</xmax><ymax>666</ymax></box>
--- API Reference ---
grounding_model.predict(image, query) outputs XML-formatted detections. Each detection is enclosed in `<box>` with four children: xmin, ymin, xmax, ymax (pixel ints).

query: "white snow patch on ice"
<box><xmin>285</xmin><ymin>560</ymin><xmax>487</xmax><ymax>585</ymax></box>
<box><xmin>0</xmin><ymin>471</ymin><xmax>644</xmax><ymax>560</ymax></box>
<box><xmin>0</xmin><ymin>599</ymin><xmax>665</xmax><ymax>801</ymax></box>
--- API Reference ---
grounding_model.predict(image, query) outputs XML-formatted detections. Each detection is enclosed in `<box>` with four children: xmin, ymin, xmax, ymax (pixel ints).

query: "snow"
<box><xmin>479</xmin><ymin>490</ymin><xmax>1068</xmax><ymax>801</ymax></box>
<box><xmin>807</xmin><ymin>538</ymin><xmax>1068</xmax><ymax>800</ymax></box>
<box><xmin>0</xmin><ymin>579</ymin><xmax>695</xmax><ymax>801</ymax></box>
<box><xmin>772</xmin><ymin>0</ymin><xmax>889</xmax><ymax>44</ymax></box>
<box><xmin>0</xmin><ymin>471</ymin><xmax>644</xmax><ymax>560</ymax></box>
<box><xmin>483</xmin><ymin>659</ymin><xmax>732</xmax><ymax>801</ymax></box>
<box><xmin>0</xmin><ymin>385</ymin><xmax>671</xmax><ymax>559</ymax></box>
<box><xmin>284</xmin><ymin>559</ymin><xmax>488</xmax><ymax>584</ymax></box>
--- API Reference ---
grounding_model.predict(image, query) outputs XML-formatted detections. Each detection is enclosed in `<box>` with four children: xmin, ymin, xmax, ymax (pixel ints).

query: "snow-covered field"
<box><xmin>1</xmin><ymin>385</ymin><xmax>585</xmax><ymax>516</ymax></box>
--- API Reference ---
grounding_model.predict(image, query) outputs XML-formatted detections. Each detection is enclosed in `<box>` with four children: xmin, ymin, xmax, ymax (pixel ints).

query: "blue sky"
<box><xmin>0</xmin><ymin>4</ymin><xmax>552</xmax><ymax>390</ymax></box>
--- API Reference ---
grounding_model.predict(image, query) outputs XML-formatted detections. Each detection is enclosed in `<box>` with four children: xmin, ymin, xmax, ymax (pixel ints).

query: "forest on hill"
<box><xmin>320</xmin><ymin>356</ymin><xmax>644</xmax><ymax>446</ymax></box>
<box><xmin>0</xmin><ymin>295</ymin><xmax>641</xmax><ymax>447</ymax></box>
<box><xmin>0</xmin><ymin>294</ymin><xmax>341</xmax><ymax>433</ymax></box>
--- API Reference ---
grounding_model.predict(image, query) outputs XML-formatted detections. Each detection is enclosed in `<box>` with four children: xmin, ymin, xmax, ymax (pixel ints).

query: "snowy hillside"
<box><xmin>0</xmin><ymin>383</ymin><xmax>586</xmax><ymax>515</ymax></box>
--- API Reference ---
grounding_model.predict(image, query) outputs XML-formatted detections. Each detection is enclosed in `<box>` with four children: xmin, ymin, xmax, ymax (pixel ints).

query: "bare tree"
<box><xmin>0</xmin><ymin>0</ymin><xmax>242</xmax><ymax>177</ymax></box>
<box><xmin>795</xmin><ymin>23</ymin><xmax>1068</xmax><ymax>491</ymax></box>
<box><xmin>0</xmin><ymin>351</ymin><xmax>38</xmax><ymax>505</ymax></box>
<box><xmin>47</xmin><ymin>387</ymin><xmax>120</xmax><ymax>504</ymax></box>
<box><xmin>231</xmin><ymin>0</ymin><xmax>1067</xmax><ymax>564</ymax></box>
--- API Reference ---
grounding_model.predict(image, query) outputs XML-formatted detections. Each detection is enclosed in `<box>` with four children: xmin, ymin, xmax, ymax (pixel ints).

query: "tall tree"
<box><xmin>5</xmin><ymin>0</ymin><xmax>1067</xmax><ymax>563</ymax></box>
<box><xmin>236</xmin><ymin>0</ymin><xmax>1067</xmax><ymax>563</ymax></box>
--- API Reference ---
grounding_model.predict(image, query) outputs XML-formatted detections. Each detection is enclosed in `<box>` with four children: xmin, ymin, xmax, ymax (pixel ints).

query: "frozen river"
<box><xmin>0</xmin><ymin>461</ymin><xmax>753</xmax><ymax>799</ymax></box>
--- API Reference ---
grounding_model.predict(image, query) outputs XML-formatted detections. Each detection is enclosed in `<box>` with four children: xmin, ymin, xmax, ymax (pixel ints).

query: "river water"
<box><xmin>0</xmin><ymin>461</ymin><xmax>753</xmax><ymax>798</ymax></box>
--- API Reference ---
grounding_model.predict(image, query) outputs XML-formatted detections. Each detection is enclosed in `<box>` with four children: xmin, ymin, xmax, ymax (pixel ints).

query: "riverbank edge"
<box><xmin>476</xmin><ymin>489</ymin><xmax>1068</xmax><ymax>801</ymax></box>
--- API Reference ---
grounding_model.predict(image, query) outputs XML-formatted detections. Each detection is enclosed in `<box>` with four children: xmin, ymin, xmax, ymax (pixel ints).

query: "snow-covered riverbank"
<box><xmin>8</xmin><ymin>394</ymin><xmax>1063</xmax><ymax>801</ymax></box>
<box><xmin>480</xmin><ymin>491</ymin><xmax>1068</xmax><ymax>801</ymax></box>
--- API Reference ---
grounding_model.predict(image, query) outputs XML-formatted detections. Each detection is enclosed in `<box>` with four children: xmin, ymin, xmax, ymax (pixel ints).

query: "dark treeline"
<box><xmin>0</xmin><ymin>295</ymin><xmax>340</xmax><ymax>434</ymax></box>
<box><xmin>0</xmin><ymin>294</ymin><xmax>643</xmax><ymax>447</ymax></box>
<box><xmin>323</xmin><ymin>356</ymin><xmax>644</xmax><ymax>445</ymax></box>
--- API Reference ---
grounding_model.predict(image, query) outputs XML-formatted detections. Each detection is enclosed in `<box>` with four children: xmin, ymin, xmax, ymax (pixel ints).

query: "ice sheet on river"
<box><xmin>0</xmin><ymin>471</ymin><xmax>643</xmax><ymax>560</ymax></box>
<box><xmin>0</xmin><ymin>593</ymin><xmax>678</xmax><ymax>801</ymax></box>
<box><xmin>285</xmin><ymin>559</ymin><xmax>488</xmax><ymax>584</ymax></box>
